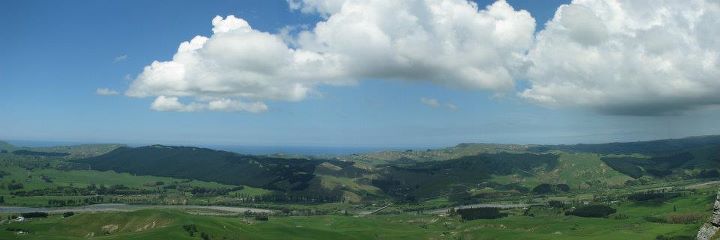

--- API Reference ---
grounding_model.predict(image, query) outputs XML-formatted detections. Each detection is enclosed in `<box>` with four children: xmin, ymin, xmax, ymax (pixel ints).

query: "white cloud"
<box><xmin>127</xmin><ymin>15</ymin><xmax>347</xmax><ymax>111</ymax></box>
<box><xmin>207</xmin><ymin>99</ymin><xmax>268</xmax><ymax>113</ymax></box>
<box><xmin>150</xmin><ymin>96</ymin><xmax>201</xmax><ymax>112</ymax></box>
<box><xmin>127</xmin><ymin>0</ymin><xmax>536</xmax><ymax>112</ymax></box>
<box><xmin>96</xmin><ymin>88</ymin><xmax>119</xmax><ymax>96</ymax></box>
<box><xmin>113</xmin><ymin>55</ymin><xmax>128</xmax><ymax>63</ymax></box>
<box><xmin>420</xmin><ymin>97</ymin><xmax>458</xmax><ymax>110</ymax></box>
<box><xmin>420</xmin><ymin>97</ymin><xmax>440</xmax><ymax>108</ymax></box>
<box><xmin>129</xmin><ymin>0</ymin><xmax>720</xmax><ymax>116</ymax></box>
<box><xmin>294</xmin><ymin>0</ymin><xmax>535</xmax><ymax>90</ymax></box>
<box><xmin>150</xmin><ymin>96</ymin><xmax>267</xmax><ymax>113</ymax></box>
<box><xmin>522</xmin><ymin>0</ymin><xmax>720</xmax><ymax>115</ymax></box>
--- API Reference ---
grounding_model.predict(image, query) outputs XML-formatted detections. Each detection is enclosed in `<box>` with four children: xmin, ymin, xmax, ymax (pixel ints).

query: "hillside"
<box><xmin>74</xmin><ymin>145</ymin><xmax>367</xmax><ymax>193</ymax></box>
<box><xmin>3</xmin><ymin>136</ymin><xmax>720</xmax><ymax>240</ymax></box>
<box><xmin>31</xmin><ymin>144</ymin><xmax>125</xmax><ymax>158</ymax></box>
<box><xmin>338</xmin><ymin>143</ymin><xmax>529</xmax><ymax>165</ymax></box>
<box><xmin>528</xmin><ymin>135</ymin><xmax>720</xmax><ymax>156</ymax></box>
<box><xmin>66</xmin><ymin>136</ymin><xmax>720</xmax><ymax>202</ymax></box>
<box><xmin>0</xmin><ymin>141</ymin><xmax>15</xmax><ymax>152</ymax></box>
<box><xmin>0</xmin><ymin>141</ymin><xmax>122</xmax><ymax>158</ymax></box>
<box><xmin>372</xmin><ymin>152</ymin><xmax>559</xmax><ymax>200</ymax></box>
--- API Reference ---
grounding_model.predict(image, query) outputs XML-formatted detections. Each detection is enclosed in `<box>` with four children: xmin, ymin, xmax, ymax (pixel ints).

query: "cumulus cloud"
<box><xmin>96</xmin><ymin>88</ymin><xmax>119</xmax><ymax>96</ymax></box>
<box><xmin>149</xmin><ymin>96</ymin><xmax>267</xmax><ymax>113</ymax></box>
<box><xmin>150</xmin><ymin>96</ymin><xmax>201</xmax><ymax>112</ymax></box>
<box><xmin>293</xmin><ymin>0</ymin><xmax>535</xmax><ymax>90</ymax></box>
<box><xmin>420</xmin><ymin>97</ymin><xmax>458</xmax><ymax>110</ymax></box>
<box><xmin>522</xmin><ymin>0</ymin><xmax>720</xmax><ymax>115</ymax></box>
<box><xmin>128</xmin><ymin>0</ymin><xmax>720</xmax><ymax>116</ymax></box>
<box><xmin>127</xmin><ymin>0</ymin><xmax>536</xmax><ymax>112</ymax></box>
<box><xmin>127</xmin><ymin>15</ymin><xmax>347</xmax><ymax>112</ymax></box>
<box><xmin>207</xmin><ymin>99</ymin><xmax>268</xmax><ymax>112</ymax></box>
<box><xmin>420</xmin><ymin>97</ymin><xmax>440</xmax><ymax>108</ymax></box>
<box><xmin>113</xmin><ymin>55</ymin><xmax>128</xmax><ymax>63</ymax></box>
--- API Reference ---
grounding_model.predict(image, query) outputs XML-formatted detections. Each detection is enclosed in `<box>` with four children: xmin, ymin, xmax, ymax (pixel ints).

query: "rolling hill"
<box><xmin>51</xmin><ymin>135</ymin><xmax>720</xmax><ymax>202</ymax></box>
<box><xmin>74</xmin><ymin>145</ymin><xmax>367</xmax><ymax>193</ymax></box>
<box><xmin>528</xmin><ymin>135</ymin><xmax>720</xmax><ymax>156</ymax></box>
<box><xmin>0</xmin><ymin>141</ymin><xmax>15</xmax><ymax>152</ymax></box>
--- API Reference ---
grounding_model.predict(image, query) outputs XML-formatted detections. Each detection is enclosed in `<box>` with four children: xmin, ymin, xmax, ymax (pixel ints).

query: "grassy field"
<box><xmin>491</xmin><ymin>152</ymin><xmax>632</xmax><ymax>190</ymax></box>
<box><xmin>1</xmin><ymin>188</ymin><xmax>711</xmax><ymax>239</ymax></box>
<box><xmin>1</xmin><ymin>140</ymin><xmax>719</xmax><ymax>239</ymax></box>
<box><xmin>0</xmin><ymin>162</ymin><xmax>271</xmax><ymax>207</ymax></box>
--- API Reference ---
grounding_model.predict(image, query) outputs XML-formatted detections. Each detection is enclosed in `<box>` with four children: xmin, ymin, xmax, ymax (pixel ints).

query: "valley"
<box><xmin>2</xmin><ymin>136</ymin><xmax>720</xmax><ymax>239</ymax></box>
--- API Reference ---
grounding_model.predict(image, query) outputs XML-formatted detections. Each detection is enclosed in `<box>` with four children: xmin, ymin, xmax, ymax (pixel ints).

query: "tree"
<box><xmin>457</xmin><ymin>207</ymin><xmax>505</xmax><ymax>220</ymax></box>
<box><xmin>21</xmin><ymin>212</ymin><xmax>49</xmax><ymax>218</ymax></box>
<box><xmin>565</xmin><ymin>205</ymin><xmax>616</xmax><ymax>218</ymax></box>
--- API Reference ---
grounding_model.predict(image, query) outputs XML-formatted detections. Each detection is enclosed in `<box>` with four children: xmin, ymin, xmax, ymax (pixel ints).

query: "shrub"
<box><xmin>254</xmin><ymin>214</ymin><xmax>269</xmax><ymax>221</ymax></box>
<box><xmin>665</xmin><ymin>213</ymin><xmax>704</xmax><ymax>224</ymax></box>
<box><xmin>200</xmin><ymin>232</ymin><xmax>211</xmax><ymax>240</ymax></box>
<box><xmin>21</xmin><ymin>212</ymin><xmax>49</xmax><ymax>218</ymax></box>
<box><xmin>697</xmin><ymin>169</ymin><xmax>720</xmax><ymax>178</ymax></box>
<box><xmin>643</xmin><ymin>216</ymin><xmax>666</xmax><ymax>223</ymax></box>
<box><xmin>548</xmin><ymin>200</ymin><xmax>566</xmax><ymax>208</ymax></box>
<box><xmin>182</xmin><ymin>224</ymin><xmax>198</xmax><ymax>236</ymax></box>
<box><xmin>628</xmin><ymin>192</ymin><xmax>680</xmax><ymax>203</ymax></box>
<box><xmin>532</xmin><ymin>184</ymin><xmax>571</xmax><ymax>195</ymax></box>
<box><xmin>457</xmin><ymin>207</ymin><xmax>505</xmax><ymax>220</ymax></box>
<box><xmin>613</xmin><ymin>213</ymin><xmax>629</xmax><ymax>220</ymax></box>
<box><xmin>62</xmin><ymin>212</ymin><xmax>75</xmax><ymax>218</ymax></box>
<box><xmin>566</xmin><ymin>205</ymin><xmax>616</xmax><ymax>218</ymax></box>
<box><xmin>7</xmin><ymin>182</ymin><xmax>23</xmax><ymax>191</ymax></box>
<box><xmin>532</xmin><ymin>184</ymin><xmax>553</xmax><ymax>194</ymax></box>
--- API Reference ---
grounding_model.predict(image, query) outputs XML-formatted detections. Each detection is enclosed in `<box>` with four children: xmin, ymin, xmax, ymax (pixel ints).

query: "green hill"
<box><xmin>0</xmin><ymin>140</ymin><xmax>15</xmax><ymax>152</ymax></box>
<box><xmin>31</xmin><ymin>144</ymin><xmax>125</xmax><ymax>158</ymax></box>
<box><xmin>372</xmin><ymin>152</ymin><xmax>559</xmax><ymax>200</ymax></box>
<box><xmin>57</xmin><ymin>136</ymin><xmax>720</xmax><ymax>202</ymax></box>
<box><xmin>339</xmin><ymin>143</ymin><xmax>529</xmax><ymax>165</ymax></box>
<box><xmin>529</xmin><ymin>135</ymin><xmax>720</xmax><ymax>156</ymax></box>
<box><xmin>0</xmin><ymin>141</ymin><xmax>122</xmax><ymax>158</ymax></box>
<box><xmin>74</xmin><ymin>145</ymin><xmax>362</xmax><ymax>192</ymax></box>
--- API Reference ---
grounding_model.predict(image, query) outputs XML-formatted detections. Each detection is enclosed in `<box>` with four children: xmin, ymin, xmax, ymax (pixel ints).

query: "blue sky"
<box><xmin>2</xmin><ymin>0</ymin><xmax>720</xmax><ymax>148</ymax></box>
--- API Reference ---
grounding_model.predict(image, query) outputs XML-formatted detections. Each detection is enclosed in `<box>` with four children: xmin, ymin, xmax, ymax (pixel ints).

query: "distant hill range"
<box><xmin>0</xmin><ymin>141</ymin><xmax>15</xmax><ymax>152</ymax></box>
<box><xmin>75</xmin><ymin>145</ymin><xmax>364</xmax><ymax>192</ymax></box>
<box><xmin>4</xmin><ymin>135</ymin><xmax>720</xmax><ymax>201</ymax></box>
<box><xmin>0</xmin><ymin>141</ymin><xmax>122</xmax><ymax>158</ymax></box>
<box><xmin>528</xmin><ymin>135</ymin><xmax>720</xmax><ymax>155</ymax></box>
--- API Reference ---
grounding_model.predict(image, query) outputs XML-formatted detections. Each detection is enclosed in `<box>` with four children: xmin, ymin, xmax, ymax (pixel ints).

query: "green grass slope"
<box><xmin>2</xmin><ymin>188</ymin><xmax>711</xmax><ymax>240</ymax></box>
<box><xmin>0</xmin><ymin>141</ymin><xmax>15</xmax><ymax>152</ymax></box>
<box><xmin>492</xmin><ymin>152</ymin><xmax>632</xmax><ymax>190</ymax></box>
<box><xmin>372</xmin><ymin>152</ymin><xmax>559</xmax><ymax>199</ymax></box>
<box><xmin>74</xmin><ymin>145</ymin><xmax>367</xmax><ymax>193</ymax></box>
<box><xmin>529</xmin><ymin>135</ymin><xmax>720</xmax><ymax>156</ymax></box>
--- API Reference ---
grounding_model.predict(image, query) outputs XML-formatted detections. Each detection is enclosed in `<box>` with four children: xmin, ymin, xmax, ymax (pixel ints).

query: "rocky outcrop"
<box><xmin>698</xmin><ymin>190</ymin><xmax>720</xmax><ymax>240</ymax></box>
